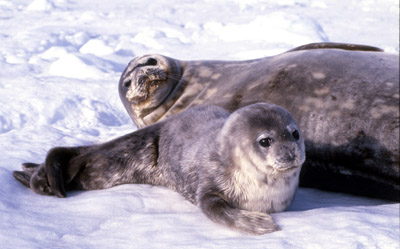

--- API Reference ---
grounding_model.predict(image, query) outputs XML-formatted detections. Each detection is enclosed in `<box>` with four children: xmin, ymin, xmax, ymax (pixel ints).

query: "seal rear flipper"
<box><xmin>13</xmin><ymin>170</ymin><xmax>32</xmax><ymax>188</ymax></box>
<box><xmin>199</xmin><ymin>193</ymin><xmax>280</xmax><ymax>235</ymax></box>
<box><xmin>13</xmin><ymin>162</ymin><xmax>42</xmax><ymax>188</ymax></box>
<box><xmin>45</xmin><ymin>147</ymin><xmax>81</xmax><ymax>198</ymax></box>
<box><xmin>29</xmin><ymin>163</ymin><xmax>54</xmax><ymax>196</ymax></box>
<box><xmin>14</xmin><ymin>162</ymin><xmax>54</xmax><ymax>196</ymax></box>
<box><xmin>287</xmin><ymin>42</ymin><xmax>383</xmax><ymax>52</ymax></box>
<box><xmin>22</xmin><ymin>162</ymin><xmax>41</xmax><ymax>172</ymax></box>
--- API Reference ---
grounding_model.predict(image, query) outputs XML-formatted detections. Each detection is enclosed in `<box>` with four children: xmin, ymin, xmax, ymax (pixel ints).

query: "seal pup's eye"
<box><xmin>259</xmin><ymin>137</ymin><xmax>273</xmax><ymax>148</ymax></box>
<box><xmin>146</xmin><ymin>58</ymin><xmax>157</xmax><ymax>66</ymax></box>
<box><xmin>292</xmin><ymin>130</ymin><xmax>300</xmax><ymax>141</ymax></box>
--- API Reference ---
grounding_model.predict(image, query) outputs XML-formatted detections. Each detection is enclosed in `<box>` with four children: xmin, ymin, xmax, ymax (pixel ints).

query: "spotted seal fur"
<box><xmin>119</xmin><ymin>42</ymin><xmax>400</xmax><ymax>201</ymax></box>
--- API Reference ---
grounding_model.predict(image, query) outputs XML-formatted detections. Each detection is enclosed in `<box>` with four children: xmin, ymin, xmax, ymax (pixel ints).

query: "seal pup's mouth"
<box><xmin>273</xmin><ymin>164</ymin><xmax>300</xmax><ymax>173</ymax></box>
<box><xmin>270</xmin><ymin>153</ymin><xmax>305</xmax><ymax>173</ymax></box>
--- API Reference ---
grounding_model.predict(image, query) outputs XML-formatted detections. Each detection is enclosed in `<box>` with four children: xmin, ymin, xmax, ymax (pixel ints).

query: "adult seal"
<box><xmin>14</xmin><ymin>103</ymin><xmax>305</xmax><ymax>235</ymax></box>
<box><xmin>119</xmin><ymin>42</ymin><xmax>400</xmax><ymax>201</ymax></box>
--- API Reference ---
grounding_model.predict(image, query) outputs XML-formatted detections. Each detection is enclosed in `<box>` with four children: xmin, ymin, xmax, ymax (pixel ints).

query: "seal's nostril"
<box><xmin>123</xmin><ymin>80</ymin><xmax>131</xmax><ymax>88</ymax></box>
<box><xmin>292</xmin><ymin>130</ymin><xmax>300</xmax><ymax>141</ymax></box>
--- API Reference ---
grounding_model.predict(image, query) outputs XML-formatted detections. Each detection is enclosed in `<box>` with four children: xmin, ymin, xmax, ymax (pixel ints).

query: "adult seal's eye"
<box><xmin>123</xmin><ymin>80</ymin><xmax>131</xmax><ymax>88</ymax></box>
<box><xmin>292</xmin><ymin>130</ymin><xmax>300</xmax><ymax>141</ymax></box>
<box><xmin>259</xmin><ymin>137</ymin><xmax>273</xmax><ymax>148</ymax></box>
<box><xmin>146</xmin><ymin>58</ymin><xmax>157</xmax><ymax>66</ymax></box>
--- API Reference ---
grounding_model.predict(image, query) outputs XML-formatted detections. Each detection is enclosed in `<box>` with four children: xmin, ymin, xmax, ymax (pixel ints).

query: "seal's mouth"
<box><xmin>270</xmin><ymin>156</ymin><xmax>304</xmax><ymax>172</ymax></box>
<box><xmin>274</xmin><ymin>165</ymin><xmax>299</xmax><ymax>172</ymax></box>
<box><xmin>119</xmin><ymin>55</ymin><xmax>184</xmax><ymax>128</ymax></box>
<box><xmin>271</xmin><ymin>148</ymin><xmax>306</xmax><ymax>172</ymax></box>
<box><xmin>127</xmin><ymin>69</ymin><xmax>168</xmax><ymax>105</ymax></box>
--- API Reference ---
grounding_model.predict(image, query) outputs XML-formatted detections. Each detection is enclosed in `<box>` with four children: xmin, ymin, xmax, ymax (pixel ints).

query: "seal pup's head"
<box><xmin>119</xmin><ymin>54</ymin><xmax>182</xmax><ymax>128</ymax></box>
<box><xmin>217</xmin><ymin>103</ymin><xmax>305</xmax><ymax>180</ymax></box>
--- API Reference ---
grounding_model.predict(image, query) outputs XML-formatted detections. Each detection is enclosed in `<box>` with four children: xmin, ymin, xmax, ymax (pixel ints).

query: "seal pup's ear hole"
<box><xmin>259</xmin><ymin>137</ymin><xmax>273</xmax><ymax>148</ymax></box>
<box><xmin>292</xmin><ymin>130</ymin><xmax>300</xmax><ymax>141</ymax></box>
<box><xmin>146</xmin><ymin>58</ymin><xmax>158</xmax><ymax>66</ymax></box>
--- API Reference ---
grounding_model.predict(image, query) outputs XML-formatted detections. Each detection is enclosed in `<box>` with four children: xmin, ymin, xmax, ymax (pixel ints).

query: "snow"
<box><xmin>0</xmin><ymin>0</ymin><xmax>398</xmax><ymax>248</ymax></box>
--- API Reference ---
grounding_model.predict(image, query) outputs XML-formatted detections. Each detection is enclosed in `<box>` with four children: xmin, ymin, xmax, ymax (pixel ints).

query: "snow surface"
<box><xmin>0</xmin><ymin>0</ymin><xmax>399</xmax><ymax>248</ymax></box>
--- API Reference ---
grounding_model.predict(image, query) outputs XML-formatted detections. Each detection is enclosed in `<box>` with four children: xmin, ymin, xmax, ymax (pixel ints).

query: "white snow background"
<box><xmin>0</xmin><ymin>0</ymin><xmax>399</xmax><ymax>248</ymax></box>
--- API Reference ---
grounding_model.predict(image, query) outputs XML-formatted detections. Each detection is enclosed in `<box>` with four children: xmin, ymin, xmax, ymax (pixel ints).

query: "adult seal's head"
<box><xmin>119</xmin><ymin>54</ymin><xmax>183</xmax><ymax>128</ymax></box>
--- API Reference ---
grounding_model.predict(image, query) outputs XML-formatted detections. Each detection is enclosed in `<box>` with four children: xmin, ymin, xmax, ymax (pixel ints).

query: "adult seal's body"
<box><xmin>119</xmin><ymin>42</ymin><xmax>400</xmax><ymax>201</ymax></box>
<box><xmin>14</xmin><ymin>103</ymin><xmax>305</xmax><ymax>235</ymax></box>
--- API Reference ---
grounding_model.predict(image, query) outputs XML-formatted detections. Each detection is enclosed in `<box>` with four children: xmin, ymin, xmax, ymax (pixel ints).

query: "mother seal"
<box><xmin>119</xmin><ymin>42</ymin><xmax>400</xmax><ymax>201</ymax></box>
<box><xmin>14</xmin><ymin>103</ymin><xmax>305</xmax><ymax>235</ymax></box>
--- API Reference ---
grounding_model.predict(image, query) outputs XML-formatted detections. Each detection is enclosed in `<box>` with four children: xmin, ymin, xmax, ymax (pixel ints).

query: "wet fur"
<box><xmin>14</xmin><ymin>103</ymin><xmax>305</xmax><ymax>235</ymax></box>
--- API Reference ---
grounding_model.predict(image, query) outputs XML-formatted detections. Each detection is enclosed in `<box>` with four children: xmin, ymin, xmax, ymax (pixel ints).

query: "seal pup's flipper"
<box><xmin>13</xmin><ymin>147</ymin><xmax>82</xmax><ymax>198</ymax></box>
<box><xmin>13</xmin><ymin>163</ymin><xmax>41</xmax><ymax>188</ymax></box>
<box><xmin>22</xmin><ymin>162</ymin><xmax>41</xmax><ymax>171</ymax></box>
<box><xmin>44</xmin><ymin>147</ymin><xmax>82</xmax><ymax>198</ymax></box>
<box><xmin>13</xmin><ymin>162</ymin><xmax>54</xmax><ymax>196</ymax></box>
<box><xmin>13</xmin><ymin>171</ymin><xmax>33</xmax><ymax>188</ymax></box>
<box><xmin>199</xmin><ymin>193</ymin><xmax>280</xmax><ymax>235</ymax></box>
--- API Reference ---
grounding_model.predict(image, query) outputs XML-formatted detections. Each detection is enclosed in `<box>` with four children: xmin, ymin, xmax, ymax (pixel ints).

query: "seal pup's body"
<box><xmin>119</xmin><ymin>42</ymin><xmax>400</xmax><ymax>201</ymax></box>
<box><xmin>14</xmin><ymin>103</ymin><xmax>305</xmax><ymax>235</ymax></box>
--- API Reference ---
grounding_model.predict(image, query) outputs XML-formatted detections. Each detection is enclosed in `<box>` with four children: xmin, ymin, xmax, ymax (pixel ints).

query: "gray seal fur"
<box><xmin>119</xmin><ymin>42</ymin><xmax>400</xmax><ymax>201</ymax></box>
<box><xmin>14</xmin><ymin>103</ymin><xmax>305</xmax><ymax>235</ymax></box>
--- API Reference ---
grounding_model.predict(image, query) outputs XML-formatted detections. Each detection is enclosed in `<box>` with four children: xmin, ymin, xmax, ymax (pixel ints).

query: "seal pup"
<box><xmin>14</xmin><ymin>103</ymin><xmax>305</xmax><ymax>235</ymax></box>
<box><xmin>119</xmin><ymin>42</ymin><xmax>400</xmax><ymax>201</ymax></box>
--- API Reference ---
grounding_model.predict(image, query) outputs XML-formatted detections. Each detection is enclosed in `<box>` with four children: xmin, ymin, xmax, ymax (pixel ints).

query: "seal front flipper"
<box><xmin>199</xmin><ymin>192</ymin><xmax>280</xmax><ymax>235</ymax></box>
